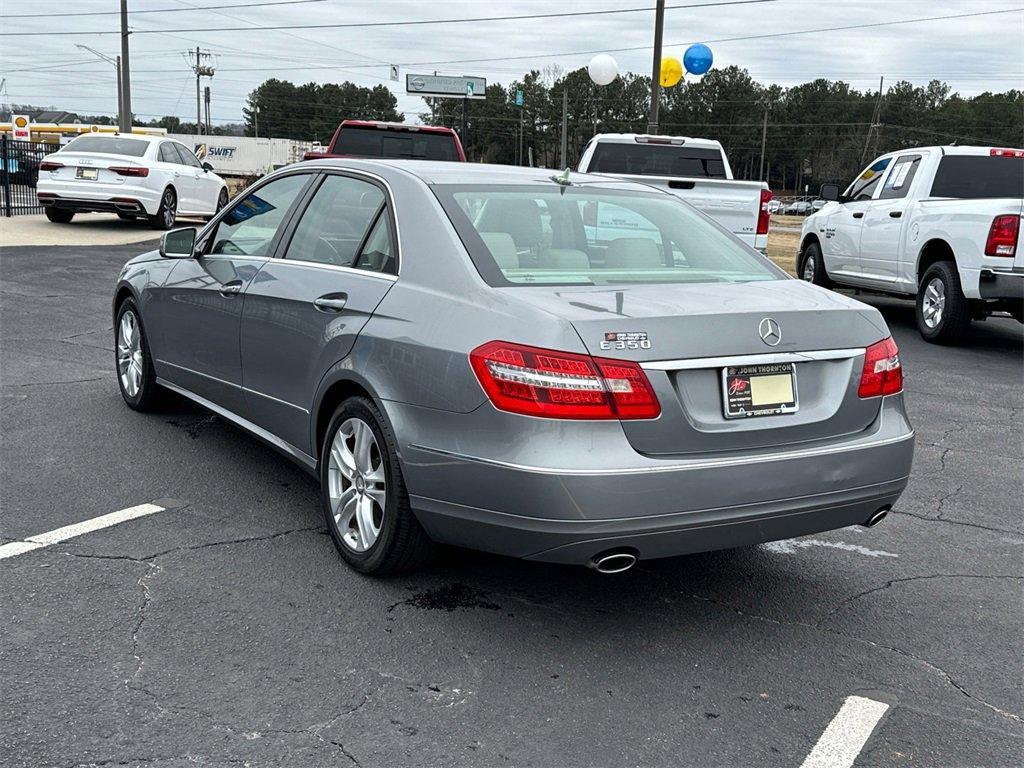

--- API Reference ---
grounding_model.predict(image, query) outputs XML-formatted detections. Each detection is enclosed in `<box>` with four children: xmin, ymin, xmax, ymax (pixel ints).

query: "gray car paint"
<box><xmin>114</xmin><ymin>159</ymin><xmax>915</xmax><ymax>566</ymax></box>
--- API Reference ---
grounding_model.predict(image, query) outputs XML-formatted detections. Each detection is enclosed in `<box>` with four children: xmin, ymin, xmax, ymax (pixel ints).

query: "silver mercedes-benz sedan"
<box><xmin>113</xmin><ymin>159</ymin><xmax>914</xmax><ymax>575</ymax></box>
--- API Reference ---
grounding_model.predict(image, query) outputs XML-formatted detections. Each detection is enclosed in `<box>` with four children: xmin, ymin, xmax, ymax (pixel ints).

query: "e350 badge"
<box><xmin>599</xmin><ymin>331</ymin><xmax>651</xmax><ymax>351</ymax></box>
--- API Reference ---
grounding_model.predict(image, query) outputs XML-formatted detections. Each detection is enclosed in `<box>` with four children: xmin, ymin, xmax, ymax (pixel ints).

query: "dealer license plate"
<box><xmin>76</xmin><ymin>168</ymin><xmax>98</xmax><ymax>180</ymax></box>
<box><xmin>722</xmin><ymin>363</ymin><xmax>798</xmax><ymax>419</ymax></box>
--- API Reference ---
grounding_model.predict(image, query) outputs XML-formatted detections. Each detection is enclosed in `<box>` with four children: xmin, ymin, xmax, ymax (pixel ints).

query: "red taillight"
<box><xmin>109</xmin><ymin>166</ymin><xmax>149</xmax><ymax>177</ymax></box>
<box><xmin>757</xmin><ymin>188</ymin><xmax>772</xmax><ymax>235</ymax></box>
<box><xmin>984</xmin><ymin>214</ymin><xmax>1019</xmax><ymax>257</ymax></box>
<box><xmin>858</xmin><ymin>337</ymin><xmax>902</xmax><ymax>398</ymax></box>
<box><xmin>990</xmin><ymin>148</ymin><xmax>1024</xmax><ymax>158</ymax></box>
<box><xmin>39</xmin><ymin>161</ymin><xmax>63</xmax><ymax>172</ymax></box>
<box><xmin>469</xmin><ymin>341</ymin><xmax>660</xmax><ymax>420</ymax></box>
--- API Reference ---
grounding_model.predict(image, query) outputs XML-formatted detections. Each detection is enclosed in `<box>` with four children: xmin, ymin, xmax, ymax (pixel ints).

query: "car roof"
<box><xmin>296</xmin><ymin>158</ymin><xmax>659</xmax><ymax>191</ymax></box>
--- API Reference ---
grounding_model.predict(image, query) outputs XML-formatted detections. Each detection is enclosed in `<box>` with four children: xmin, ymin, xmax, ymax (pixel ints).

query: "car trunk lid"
<box><xmin>42</xmin><ymin>153</ymin><xmax>143</xmax><ymax>185</ymax></box>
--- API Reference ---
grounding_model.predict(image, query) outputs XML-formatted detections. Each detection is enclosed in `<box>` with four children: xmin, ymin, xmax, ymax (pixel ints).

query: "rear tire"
<box><xmin>916</xmin><ymin>261</ymin><xmax>971</xmax><ymax>344</ymax></box>
<box><xmin>799</xmin><ymin>242</ymin><xmax>831</xmax><ymax>287</ymax></box>
<box><xmin>148</xmin><ymin>187</ymin><xmax>177</xmax><ymax>230</ymax></box>
<box><xmin>115</xmin><ymin>299</ymin><xmax>164</xmax><ymax>412</ymax></box>
<box><xmin>44</xmin><ymin>208</ymin><xmax>74</xmax><ymax>224</ymax></box>
<box><xmin>320</xmin><ymin>397</ymin><xmax>432</xmax><ymax>575</ymax></box>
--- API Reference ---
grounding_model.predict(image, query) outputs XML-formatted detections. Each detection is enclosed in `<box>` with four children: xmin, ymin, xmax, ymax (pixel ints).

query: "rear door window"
<box><xmin>159</xmin><ymin>143</ymin><xmax>183</xmax><ymax>164</ymax></box>
<box><xmin>588</xmin><ymin>143</ymin><xmax>727</xmax><ymax>178</ymax></box>
<box><xmin>930</xmin><ymin>155</ymin><xmax>1024</xmax><ymax>198</ymax></box>
<box><xmin>878</xmin><ymin>155</ymin><xmax>922</xmax><ymax>200</ymax></box>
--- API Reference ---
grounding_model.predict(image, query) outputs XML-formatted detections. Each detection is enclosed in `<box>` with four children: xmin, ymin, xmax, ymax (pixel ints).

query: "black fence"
<box><xmin>1</xmin><ymin>135</ymin><xmax>52</xmax><ymax>216</ymax></box>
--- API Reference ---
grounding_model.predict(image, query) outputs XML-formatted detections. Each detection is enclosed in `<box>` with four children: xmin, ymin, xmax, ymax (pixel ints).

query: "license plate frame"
<box><xmin>76</xmin><ymin>167</ymin><xmax>99</xmax><ymax>180</ymax></box>
<box><xmin>722</xmin><ymin>362</ymin><xmax>798</xmax><ymax>419</ymax></box>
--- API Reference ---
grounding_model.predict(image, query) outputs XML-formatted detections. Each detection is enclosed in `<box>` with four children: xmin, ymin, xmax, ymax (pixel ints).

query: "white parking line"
<box><xmin>0</xmin><ymin>503</ymin><xmax>166</xmax><ymax>560</ymax></box>
<box><xmin>800</xmin><ymin>695</ymin><xmax>890</xmax><ymax>768</ymax></box>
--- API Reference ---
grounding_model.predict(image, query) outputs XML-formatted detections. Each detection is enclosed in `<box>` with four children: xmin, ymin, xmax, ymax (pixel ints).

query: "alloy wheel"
<box><xmin>327</xmin><ymin>418</ymin><xmax>386</xmax><ymax>552</ymax></box>
<box><xmin>922</xmin><ymin>276</ymin><xmax>946</xmax><ymax>329</ymax></box>
<box><xmin>117</xmin><ymin>310</ymin><xmax>144</xmax><ymax>398</ymax></box>
<box><xmin>802</xmin><ymin>255</ymin><xmax>815</xmax><ymax>281</ymax></box>
<box><xmin>163</xmin><ymin>190</ymin><xmax>176</xmax><ymax>228</ymax></box>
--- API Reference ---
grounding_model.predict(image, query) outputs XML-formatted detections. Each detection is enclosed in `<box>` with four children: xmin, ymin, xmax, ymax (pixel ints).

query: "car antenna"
<box><xmin>550</xmin><ymin>167</ymin><xmax>573</xmax><ymax>186</ymax></box>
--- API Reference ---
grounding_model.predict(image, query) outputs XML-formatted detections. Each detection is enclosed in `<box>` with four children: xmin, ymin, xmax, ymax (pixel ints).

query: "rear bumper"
<box><xmin>389</xmin><ymin>396</ymin><xmax>915</xmax><ymax>565</ymax></box>
<box><xmin>979</xmin><ymin>268</ymin><xmax>1024</xmax><ymax>301</ymax></box>
<box><xmin>37</xmin><ymin>194</ymin><xmax>147</xmax><ymax>215</ymax></box>
<box><xmin>36</xmin><ymin>179</ymin><xmax>161</xmax><ymax>215</ymax></box>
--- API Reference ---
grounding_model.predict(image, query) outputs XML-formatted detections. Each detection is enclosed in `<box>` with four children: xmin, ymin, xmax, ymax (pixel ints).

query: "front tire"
<box><xmin>320</xmin><ymin>397</ymin><xmax>432</xmax><ymax>575</ymax></box>
<box><xmin>148</xmin><ymin>187</ymin><xmax>177</xmax><ymax>230</ymax></box>
<box><xmin>44</xmin><ymin>208</ymin><xmax>74</xmax><ymax>224</ymax></box>
<box><xmin>799</xmin><ymin>242</ymin><xmax>831</xmax><ymax>287</ymax></box>
<box><xmin>115</xmin><ymin>299</ymin><xmax>163</xmax><ymax>411</ymax></box>
<box><xmin>916</xmin><ymin>261</ymin><xmax>971</xmax><ymax>344</ymax></box>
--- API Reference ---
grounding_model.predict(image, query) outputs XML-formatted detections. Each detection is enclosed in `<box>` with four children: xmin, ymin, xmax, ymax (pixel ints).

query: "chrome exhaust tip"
<box><xmin>589</xmin><ymin>550</ymin><xmax>638</xmax><ymax>574</ymax></box>
<box><xmin>862</xmin><ymin>506</ymin><xmax>891</xmax><ymax>528</ymax></box>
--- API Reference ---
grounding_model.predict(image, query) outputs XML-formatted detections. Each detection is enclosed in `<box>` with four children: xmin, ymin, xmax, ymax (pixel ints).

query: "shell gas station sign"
<box><xmin>11</xmin><ymin>115</ymin><xmax>31</xmax><ymax>140</ymax></box>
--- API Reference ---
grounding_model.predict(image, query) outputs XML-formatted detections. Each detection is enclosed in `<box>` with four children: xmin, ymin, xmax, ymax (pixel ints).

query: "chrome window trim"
<box><xmin>265</xmin><ymin>258</ymin><xmax>398</xmax><ymax>282</ymax></box>
<box><xmin>409</xmin><ymin>431</ymin><xmax>914</xmax><ymax>477</ymax></box>
<box><xmin>640</xmin><ymin>347</ymin><xmax>865</xmax><ymax>371</ymax></box>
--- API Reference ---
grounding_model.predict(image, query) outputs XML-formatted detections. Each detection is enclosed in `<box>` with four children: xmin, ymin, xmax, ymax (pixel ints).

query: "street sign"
<box><xmin>11</xmin><ymin>115</ymin><xmax>31</xmax><ymax>140</ymax></box>
<box><xmin>406</xmin><ymin>73</ymin><xmax>486</xmax><ymax>100</ymax></box>
<box><xmin>515</xmin><ymin>89</ymin><xmax>524</xmax><ymax>107</ymax></box>
<box><xmin>389</xmin><ymin>65</ymin><xmax>399</xmax><ymax>82</ymax></box>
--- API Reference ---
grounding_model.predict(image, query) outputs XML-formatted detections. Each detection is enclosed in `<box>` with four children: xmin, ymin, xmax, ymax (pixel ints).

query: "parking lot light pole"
<box><xmin>75</xmin><ymin>45</ymin><xmax>121</xmax><ymax>130</ymax></box>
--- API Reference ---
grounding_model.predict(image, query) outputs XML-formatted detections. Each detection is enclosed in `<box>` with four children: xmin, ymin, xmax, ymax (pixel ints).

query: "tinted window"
<box><xmin>209</xmin><ymin>174</ymin><xmax>309</xmax><ymax>257</ymax></box>
<box><xmin>846</xmin><ymin>156</ymin><xmax>892</xmax><ymax>201</ymax></box>
<box><xmin>334</xmin><ymin>127</ymin><xmax>458</xmax><ymax>161</ymax></box>
<box><xmin>63</xmin><ymin>136</ymin><xmax>149</xmax><ymax>157</ymax></box>
<box><xmin>159</xmin><ymin>143</ymin><xmax>182</xmax><ymax>164</ymax></box>
<box><xmin>285</xmin><ymin>175</ymin><xmax>387</xmax><ymax>269</ymax></box>
<box><xmin>173</xmin><ymin>143</ymin><xmax>202</xmax><ymax>168</ymax></box>
<box><xmin>878</xmin><ymin>155</ymin><xmax>922</xmax><ymax>200</ymax></box>
<box><xmin>587</xmin><ymin>143</ymin><xmax>727</xmax><ymax>178</ymax></box>
<box><xmin>930</xmin><ymin>156</ymin><xmax>1024</xmax><ymax>199</ymax></box>
<box><xmin>435</xmin><ymin>185</ymin><xmax>781</xmax><ymax>287</ymax></box>
<box><xmin>353</xmin><ymin>212</ymin><xmax>395</xmax><ymax>273</ymax></box>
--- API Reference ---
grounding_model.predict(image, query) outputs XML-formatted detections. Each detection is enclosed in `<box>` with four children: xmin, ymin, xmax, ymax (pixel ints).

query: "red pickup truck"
<box><xmin>303</xmin><ymin>120</ymin><xmax>466</xmax><ymax>162</ymax></box>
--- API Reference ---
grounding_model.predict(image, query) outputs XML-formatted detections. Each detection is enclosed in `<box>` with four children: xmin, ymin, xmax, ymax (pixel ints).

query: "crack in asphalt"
<box><xmin>896</xmin><ymin>509</ymin><xmax>1021</xmax><ymax>536</ymax></box>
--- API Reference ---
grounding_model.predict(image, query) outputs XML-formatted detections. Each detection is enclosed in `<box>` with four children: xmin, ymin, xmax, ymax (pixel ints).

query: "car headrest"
<box><xmin>537</xmin><ymin>248</ymin><xmax>591</xmax><ymax>270</ymax></box>
<box><xmin>605</xmin><ymin>237</ymin><xmax>662</xmax><ymax>269</ymax></box>
<box><xmin>479</xmin><ymin>232</ymin><xmax>520</xmax><ymax>270</ymax></box>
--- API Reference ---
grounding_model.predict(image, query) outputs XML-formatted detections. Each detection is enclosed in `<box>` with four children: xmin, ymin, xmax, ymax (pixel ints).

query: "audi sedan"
<box><xmin>37</xmin><ymin>133</ymin><xmax>228</xmax><ymax>229</ymax></box>
<box><xmin>113</xmin><ymin>160</ymin><xmax>914</xmax><ymax>575</ymax></box>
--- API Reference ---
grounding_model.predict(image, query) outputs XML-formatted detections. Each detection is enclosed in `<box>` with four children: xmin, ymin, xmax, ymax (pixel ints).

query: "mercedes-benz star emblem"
<box><xmin>758</xmin><ymin>317</ymin><xmax>782</xmax><ymax>347</ymax></box>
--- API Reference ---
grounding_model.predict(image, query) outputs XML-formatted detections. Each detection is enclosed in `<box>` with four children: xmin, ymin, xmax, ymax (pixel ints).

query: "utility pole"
<box><xmin>119</xmin><ymin>0</ymin><xmax>132</xmax><ymax>133</ymax></box>
<box><xmin>559</xmin><ymin>89</ymin><xmax>568</xmax><ymax>169</ymax></box>
<box><xmin>758</xmin><ymin>109</ymin><xmax>768</xmax><ymax>181</ymax></box>
<box><xmin>253</xmin><ymin>105</ymin><xmax>259</xmax><ymax>139</ymax></box>
<box><xmin>190</xmin><ymin>47</ymin><xmax>215</xmax><ymax>135</ymax></box>
<box><xmin>862</xmin><ymin>75</ymin><xmax>884</xmax><ymax>162</ymax></box>
<box><xmin>647</xmin><ymin>0</ymin><xmax>665</xmax><ymax>134</ymax></box>
<box><xmin>204</xmin><ymin>86</ymin><xmax>211</xmax><ymax>134</ymax></box>
<box><xmin>75</xmin><ymin>45</ymin><xmax>122</xmax><ymax>129</ymax></box>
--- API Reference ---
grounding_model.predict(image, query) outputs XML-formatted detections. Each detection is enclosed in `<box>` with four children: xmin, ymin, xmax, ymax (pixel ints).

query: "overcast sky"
<box><xmin>2</xmin><ymin>0</ymin><xmax>1022</xmax><ymax>126</ymax></box>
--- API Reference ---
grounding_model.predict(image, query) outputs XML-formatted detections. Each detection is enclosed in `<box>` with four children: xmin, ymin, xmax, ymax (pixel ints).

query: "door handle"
<box><xmin>314</xmin><ymin>293</ymin><xmax>348</xmax><ymax>312</ymax></box>
<box><xmin>889</xmin><ymin>211</ymin><xmax>903</xmax><ymax>218</ymax></box>
<box><xmin>219</xmin><ymin>280</ymin><xmax>243</xmax><ymax>297</ymax></box>
<box><xmin>852</xmin><ymin>211</ymin><xmax>864</xmax><ymax>219</ymax></box>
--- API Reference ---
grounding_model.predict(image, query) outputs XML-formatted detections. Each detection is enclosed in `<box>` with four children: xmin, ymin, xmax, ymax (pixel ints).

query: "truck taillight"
<box><xmin>469</xmin><ymin>341</ymin><xmax>660</xmax><ymax>420</ymax></box>
<box><xmin>109</xmin><ymin>166</ymin><xmax>149</xmax><ymax>177</ymax></box>
<box><xmin>39</xmin><ymin>161</ymin><xmax>63</xmax><ymax>171</ymax></box>
<box><xmin>858</xmin><ymin>337</ymin><xmax>902</xmax><ymax>398</ymax></box>
<box><xmin>984</xmin><ymin>214</ymin><xmax>1019</xmax><ymax>257</ymax></box>
<box><xmin>990</xmin><ymin>148</ymin><xmax>1024</xmax><ymax>158</ymax></box>
<box><xmin>757</xmin><ymin>188</ymin><xmax>772</xmax><ymax>235</ymax></box>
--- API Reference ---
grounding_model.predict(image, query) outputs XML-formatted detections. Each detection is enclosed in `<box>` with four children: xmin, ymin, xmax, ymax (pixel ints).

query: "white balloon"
<box><xmin>588</xmin><ymin>54</ymin><xmax>619</xmax><ymax>86</ymax></box>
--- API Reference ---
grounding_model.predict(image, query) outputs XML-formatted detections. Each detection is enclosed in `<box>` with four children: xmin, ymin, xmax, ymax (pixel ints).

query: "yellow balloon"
<box><xmin>660</xmin><ymin>57</ymin><xmax>683</xmax><ymax>88</ymax></box>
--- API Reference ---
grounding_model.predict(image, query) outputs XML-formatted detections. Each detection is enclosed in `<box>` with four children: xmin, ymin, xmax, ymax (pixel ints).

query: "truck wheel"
<box><xmin>917</xmin><ymin>262</ymin><xmax>971</xmax><ymax>344</ymax></box>
<box><xmin>799</xmin><ymin>242</ymin><xmax>831</xmax><ymax>287</ymax></box>
<box><xmin>44</xmin><ymin>208</ymin><xmax>74</xmax><ymax>224</ymax></box>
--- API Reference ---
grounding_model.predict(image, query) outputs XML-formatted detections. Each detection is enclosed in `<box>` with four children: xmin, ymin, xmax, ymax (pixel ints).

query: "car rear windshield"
<box><xmin>60</xmin><ymin>136</ymin><xmax>149</xmax><ymax>157</ymax></box>
<box><xmin>930</xmin><ymin>155</ymin><xmax>1024</xmax><ymax>199</ymax></box>
<box><xmin>434</xmin><ymin>184</ymin><xmax>782</xmax><ymax>287</ymax></box>
<box><xmin>587</xmin><ymin>143</ymin><xmax>727</xmax><ymax>178</ymax></box>
<box><xmin>334</xmin><ymin>126</ymin><xmax>458</xmax><ymax>161</ymax></box>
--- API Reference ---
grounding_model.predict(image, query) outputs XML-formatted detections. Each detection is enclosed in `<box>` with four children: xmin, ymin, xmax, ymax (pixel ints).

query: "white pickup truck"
<box><xmin>577</xmin><ymin>134</ymin><xmax>771</xmax><ymax>251</ymax></box>
<box><xmin>798</xmin><ymin>146</ymin><xmax>1023</xmax><ymax>343</ymax></box>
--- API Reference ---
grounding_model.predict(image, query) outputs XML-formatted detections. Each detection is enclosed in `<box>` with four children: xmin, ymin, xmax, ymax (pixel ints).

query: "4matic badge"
<box><xmin>600</xmin><ymin>331</ymin><xmax>651</xmax><ymax>351</ymax></box>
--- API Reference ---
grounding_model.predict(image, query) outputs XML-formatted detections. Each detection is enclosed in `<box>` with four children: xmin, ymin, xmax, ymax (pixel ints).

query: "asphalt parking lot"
<box><xmin>2</xmin><ymin>240</ymin><xmax>1022</xmax><ymax>767</ymax></box>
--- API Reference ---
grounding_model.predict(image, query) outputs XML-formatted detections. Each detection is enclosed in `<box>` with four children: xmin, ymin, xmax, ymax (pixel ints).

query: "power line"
<box><xmin>1</xmin><ymin>0</ymin><xmax>780</xmax><ymax>35</ymax></box>
<box><xmin>0</xmin><ymin>0</ymin><xmax>326</xmax><ymax>20</ymax></box>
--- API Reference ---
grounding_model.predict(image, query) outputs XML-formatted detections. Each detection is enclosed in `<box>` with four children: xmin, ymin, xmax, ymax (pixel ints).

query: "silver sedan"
<box><xmin>112</xmin><ymin>159</ymin><xmax>914</xmax><ymax>574</ymax></box>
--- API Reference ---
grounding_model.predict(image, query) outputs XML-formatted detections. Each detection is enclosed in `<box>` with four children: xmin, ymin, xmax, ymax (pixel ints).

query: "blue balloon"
<box><xmin>683</xmin><ymin>44</ymin><xmax>713</xmax><ymax>76</ymax></box>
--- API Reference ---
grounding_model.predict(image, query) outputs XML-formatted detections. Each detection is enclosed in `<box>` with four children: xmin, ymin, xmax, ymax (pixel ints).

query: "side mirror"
<box><xmin>160</xmin><ymin>227</ymin><xmax>197</xmax><ymax>259</ymax></box>
<box><xmin>819</xmin><ymin>183</ymin><xmax>840</xmax><ymax>202</ymax></box>
<box><xmin>202</xmin><ymin>162</ymin><xmax>214</xmax><ymax>172</ymax></box>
